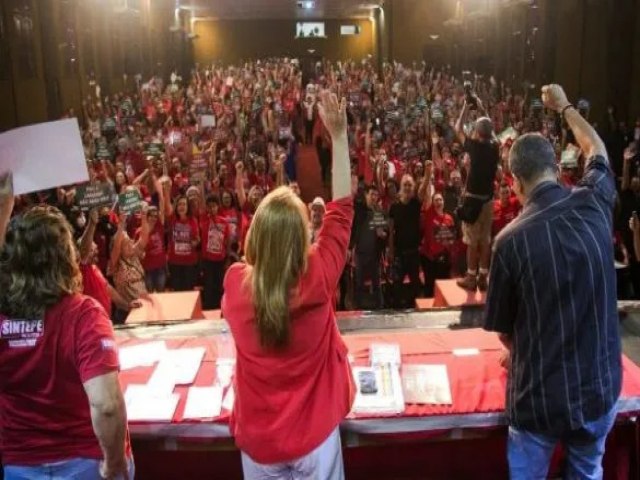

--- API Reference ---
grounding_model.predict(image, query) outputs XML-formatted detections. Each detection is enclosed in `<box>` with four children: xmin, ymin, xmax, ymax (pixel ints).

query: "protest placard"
<box><xmin>76</xmin><ymin>182</ymin><xmax>117</xmax><ymax>210</ymax></box>
<box><xmin>118</xmin><ymin>189</ymin><xmax>143</xmax><ymax>215</ymax></box>
<box><xmin>0</xmin><ymin>119</ymin><xmax>89</xmax><ymax>195</ymax></box>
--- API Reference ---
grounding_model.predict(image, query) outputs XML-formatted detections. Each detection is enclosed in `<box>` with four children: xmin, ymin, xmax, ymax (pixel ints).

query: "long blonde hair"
<box><xmin>244</xmin><ymin>186</ymin><xmax>310</xmax><ymax>349</ymax></box>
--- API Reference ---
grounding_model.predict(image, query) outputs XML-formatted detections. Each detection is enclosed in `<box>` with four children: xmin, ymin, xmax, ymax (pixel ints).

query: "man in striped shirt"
<box><xmin>484</xmin><ymin>84</ymin><xmax>622</xmax><ymax>479</ymax></box>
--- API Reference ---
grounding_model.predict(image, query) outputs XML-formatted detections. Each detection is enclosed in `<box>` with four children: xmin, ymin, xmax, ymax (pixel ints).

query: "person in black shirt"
<box><xmin>454</xmin><ymin>96</ymin><xmax>499</xmax><ymax>291</ymax></box>
<box><xmin>389</xmin><ymin>174</ymin><xmax>423</xmax><ymax>308</ymax></box>
<box><xmin>350</xmin><ymin>185</ymin><xmax>387</xmax><ymax>309</ymax></box>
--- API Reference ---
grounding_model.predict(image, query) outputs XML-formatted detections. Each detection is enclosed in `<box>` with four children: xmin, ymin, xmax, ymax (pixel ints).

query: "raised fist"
<box><xmin>541</xmin><ymin>84</ymin><xmax>571</xmax><ymax>113</ymax></box>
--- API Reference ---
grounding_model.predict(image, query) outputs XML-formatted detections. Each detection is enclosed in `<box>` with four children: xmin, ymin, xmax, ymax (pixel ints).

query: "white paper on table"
<box><xmin>452</xmin><ymin>348</ymin><xmax>480</xmax><ymax>357</ymax></box>
<box><xmin>370</xmin><ymin>343</ymin><xmax>402</xmax><ymax>367</ymax></box>
<box><xmin>183</xmin><ymin>386</ymin><xmax>223</xmax><ymax>420</ymax></box>
<box><xmin>216</xmin><ymin>358</ymin><xmax>236</xmax><ymax>389</ymax></box>
<box><xmin>118</xmin><ymin>341</ymin><xmax>167</xmax><ymax>371</ymax></box>
<box><xmin>401</xmin><ymin>364</ymin><xmax>453</xmax><ymax>405</ymax></box>
<box><xmin>0</xmin><ymin>119</ymin><xmax>89</xmax><ymax>195</ymax></box>
<box><xmin>147</xmin><ymin>347</ymin><xmax>205</xmax><ymax>392</ymax></box>
<box><xmin>222</xmin><ymin>385</ymin><xmax>235</xmax><ymax>411</ymax></box>
<box><xmin>124</xmin><ymin>384</ymin><xmax>180</xmax><ymax>422</ymax></box>
<box><xmin>351</xmin><ymin>365</ymin><xmax>405</xmax><ymax>415</ymax></box>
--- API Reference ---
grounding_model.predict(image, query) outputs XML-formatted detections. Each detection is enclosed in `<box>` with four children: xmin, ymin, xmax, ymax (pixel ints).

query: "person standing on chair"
<box><xmin>484</xmin><ymin>85</ymin><xmax>621</xmax><ymax>479</ymax></box>
<box><xmin>222</xmin><ymin>90</ymin><xmax>354</xmax><ymax>480</ymax></box>
<box><xmin>454</xmin><ymin>93</ymin><xmax>499</xmax><ymax>292</ymax></box>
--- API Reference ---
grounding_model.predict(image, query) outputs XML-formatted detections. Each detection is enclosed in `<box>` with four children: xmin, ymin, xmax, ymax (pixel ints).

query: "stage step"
<box><xmin>433</xmin><ymin>279</ymin><xmax>486</xmax><ymax>308</ymax></box>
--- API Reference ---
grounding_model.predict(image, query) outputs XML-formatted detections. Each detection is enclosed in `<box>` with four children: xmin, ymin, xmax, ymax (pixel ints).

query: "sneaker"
<box><xmin>456</xmin><ymin>274</ymin><xmax>477</xmax><ymax>291</ymax></box>
<box><xmin>477</xmin><ymin>273</ymin><xmax>488</xmax><ymax>292</ymax></box>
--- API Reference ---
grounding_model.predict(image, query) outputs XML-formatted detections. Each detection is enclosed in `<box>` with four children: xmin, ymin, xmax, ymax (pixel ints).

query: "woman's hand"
<box><xmin>317</xmin><ymin>90</ymin><xmax>347</xmax><ymax>141</ymax></box>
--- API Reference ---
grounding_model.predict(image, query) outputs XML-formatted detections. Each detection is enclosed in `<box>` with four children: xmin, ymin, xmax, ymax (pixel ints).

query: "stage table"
<box><xmin>118</xmin><ymin>328</ymin><xmax>640</xmax><ymax>434</ymax></box>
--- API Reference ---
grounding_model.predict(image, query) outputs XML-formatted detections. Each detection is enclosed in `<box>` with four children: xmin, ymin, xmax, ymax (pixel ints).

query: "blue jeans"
<box><xmin>4</xmin><ymin>457</ymin><xmax>134</xmax><ymax>480</ymax></box>
<box><xmin>508</xmin><ymin>406</ymin><xmax>617</xmax><ymax>480</ymax></box>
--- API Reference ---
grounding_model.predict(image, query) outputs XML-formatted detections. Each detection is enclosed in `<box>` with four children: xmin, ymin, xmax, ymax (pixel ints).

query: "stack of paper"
<box><xmin>351</xmin><ymin>365</ymin><xmax>405</xmax><ymax>415</ymax></box>
<box><xmin>124</xmin><ymin>384</ymin><xmax>180</xmax><ymax>422</ymax></box>
<box><xmin>147</xmin><ymin>347</ymin><xmax>206</xmax><ymax>393</ymax></box>
<box><xmin>370</xmin><ymin>343</ymin><xmax>402</xmax><ymax>367</ymax></box>
<box><xmin>183</xmin><ymin>386</ymin><xmax>223</xmax><ymax>420</ymax></box>
<box><xmin>401</xmin><ymin>364</ymin><xmax>453</xmax><ymax>405</ymax></box>
<box><xmin>119</xmin><ymin>341</ymin><xmax>167</xmax><ymax>371</ymax></box>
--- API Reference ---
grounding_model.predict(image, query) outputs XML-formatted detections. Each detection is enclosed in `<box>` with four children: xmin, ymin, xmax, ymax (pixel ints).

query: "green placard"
<box><xmin>102</xmin><ymin>117</ymin><xmax>117</xmax><ymax>131</ymax></box>
<box><xmin>96</xmin><ymin>144</ymin><xmax>113</xmax><ymax>160</ymax></box>
<box><xmin>118</xmin><ymin>190</ymin><xmax>143</xmax><ymax>215</ymax></box>
<box><xmin>144</xmin><ymin>141</ymin><xmax>165</xmax><ymax>157</ymax></box>
<box><xmin>76</xmin><ymin>183</ymin><xmax>117</xmax><ymax>210</ymax></box>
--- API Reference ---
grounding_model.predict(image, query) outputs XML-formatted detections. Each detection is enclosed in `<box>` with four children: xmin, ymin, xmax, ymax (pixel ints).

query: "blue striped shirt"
<box><xmin>484</xmin><ymin>155</ymin><xmax>622</xmax><ymax>435</ymax></box>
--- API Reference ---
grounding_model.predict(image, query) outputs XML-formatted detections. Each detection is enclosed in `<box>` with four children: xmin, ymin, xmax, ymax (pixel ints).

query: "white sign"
<box><xmin>0</xmin><ymin>119</ymin><xmax>89</xmax><ymax>195</ymax></box>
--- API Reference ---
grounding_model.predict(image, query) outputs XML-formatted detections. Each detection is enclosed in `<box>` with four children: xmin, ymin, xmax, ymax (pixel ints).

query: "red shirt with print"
<box><xmin>168</xmin><ymin>215</ymin><xmax>199</xmax><ymax>265</ymax></box>
<box><xmin>138</xmin><ymin>221</ymin><xmax>167</xmax><ymax>271</ymax></box>
<box><xmin>419</xmin><ymin>207</ymin><xmax>456</xmax><ymax>260</ymax></box>
<box><xmin>219</xmin><ymin>207</ymin><xmax>242</xmax><ymax>247</ymax></box>
<box><xmin>200</xmin><ymin>215</ymin><xmax>230</xmax><ymax>262</ymax></box>
<box><xmin>0</xmin><ymin>294</ymin><xmax>131</xmax><ymax>465</ymax></box>
<box><xmin>493</xmin><ymin>197</ymin><xmax>521</xmax><ymax>235</ymax></box>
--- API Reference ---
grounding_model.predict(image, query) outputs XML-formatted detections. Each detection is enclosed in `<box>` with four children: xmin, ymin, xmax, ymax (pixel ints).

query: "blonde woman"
<box><xmin>222</xmin><ymin>91</ymin><xmax>354</xmax><ymax>479</ymax></box>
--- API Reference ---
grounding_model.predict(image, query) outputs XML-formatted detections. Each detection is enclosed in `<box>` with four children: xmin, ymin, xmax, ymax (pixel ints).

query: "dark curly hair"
<box><xmin>0</xmin><ymin>205</ymin><xmax>82</xmax><ymax>319</ymax></box>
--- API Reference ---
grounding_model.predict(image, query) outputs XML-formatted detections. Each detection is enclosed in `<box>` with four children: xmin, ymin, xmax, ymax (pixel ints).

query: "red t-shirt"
<box><xmin>200</xmin><ymin>215</ymin><xmax>230</xmax><ymax>262</ymax></box>
<box><xmin>248</xmin><ymin>172</ymin><xmax>274</xmax><ymax>192</ymax></box>
<box><xmin>419</xmin><ymin>207</ymin><xmax>456</xmax><ymax>259</ymax></box>
<box><xmin>219</xmin><ymin>207</ymin><xmax>242</xmax><ymax>247</ymax></box>
<box><xmin>0</xmin><ymin>294</ymin><xmax>131</xmax><ymax>465</ymax></box>
<box><xmin>493</xmin><ymin>197</ymin><xmax>521</xmax><ymax>236</ymax></box>
<box><xmin>80</xmin><ymin>263</ymin><xmax>112</xmax><ymax>317</ymax></box>
<box><xmin>168</xmin><ymin>216</ymin><xmax>199</xmax><ymax>265</ymax></box>
<box><xmin>222</xmin><ymin>197</ymin><xmax>355</xmax><ymax>464</ymax></box>
<box><xmin>139</xmin><ymin>221</ymin><xmax>167</xmax><ymax>271</ymax></box>
<box><xmin>94</xmin><ymin>230</ymin><xmax>111</xmax><ymax>275</ymax></box>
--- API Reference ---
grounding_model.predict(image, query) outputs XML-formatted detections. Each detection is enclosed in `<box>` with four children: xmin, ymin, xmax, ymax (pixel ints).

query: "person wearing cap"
<box><xmin>484</xmin><ymin>85</ymin><xmax>621</xmax><ymax>478</ymax></box>
<box><xmin>454</xmin><ymin>95</ymin><xmax>500</xmax><ymax>292</ymax></box>
<box><xmin>309</xmin><ymin>196</ymin><xmax>326</xmax><ymax>244</ymax></box>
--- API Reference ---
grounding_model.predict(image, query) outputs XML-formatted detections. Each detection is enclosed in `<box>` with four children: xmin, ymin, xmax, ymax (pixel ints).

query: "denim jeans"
<box><xmin>508</xmin><ymin>405</ymin><xmax>617</xmax><ymax>480</ymax></box>
<box><xmin>4</xmin><ymin>457</ymin><xmax>135</xmax><ymax>480</ymax></box>
<box><xmin>241</xmin><ymin>427</ymin><xmax>344</xmax><ymax>480</ymax></box>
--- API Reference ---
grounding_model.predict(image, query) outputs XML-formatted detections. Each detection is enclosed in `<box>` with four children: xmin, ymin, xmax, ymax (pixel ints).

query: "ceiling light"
<box><xmin>297</xmin><ymin>1</ymin><xmax>315</xmax><ymax>9</ymax></box>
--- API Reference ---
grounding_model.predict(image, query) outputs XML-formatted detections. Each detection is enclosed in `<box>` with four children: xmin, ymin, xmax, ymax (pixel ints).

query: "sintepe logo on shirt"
<box><xmin>0</xmin><ymin>318</ymin><xmax>44</xmax><ymax>347</ymax></box>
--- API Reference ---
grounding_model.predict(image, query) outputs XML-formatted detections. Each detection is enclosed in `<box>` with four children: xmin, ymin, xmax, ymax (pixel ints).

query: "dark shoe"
<box><xmin>477</xmin><ymin>273</ymin><xmax>488</xmax><ymax>292</ymax></box>
<box><xmin>456</xmin><ymin>274</ymin><xmax>477</xmax><ymax>291</ymax></box>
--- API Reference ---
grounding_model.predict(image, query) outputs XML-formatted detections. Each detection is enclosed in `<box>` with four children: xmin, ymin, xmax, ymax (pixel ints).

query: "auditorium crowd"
<box><xmin>8</xmin><ymin>56</ymin><xmax>640</xmax><ymax>317</ymax></box>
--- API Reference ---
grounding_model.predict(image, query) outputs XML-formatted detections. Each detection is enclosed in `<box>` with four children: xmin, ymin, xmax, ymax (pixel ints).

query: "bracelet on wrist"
<box><xmin>560</xmin><ymin>104</ymin><xmax>575</xmax><ymax>117</ymax></box>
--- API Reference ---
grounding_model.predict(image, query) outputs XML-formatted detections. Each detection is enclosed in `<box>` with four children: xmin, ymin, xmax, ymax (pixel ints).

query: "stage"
<box><xmin>115</xmin><ymin>294</ymin><xmax>640</xmax><ymax>480</ymax></box>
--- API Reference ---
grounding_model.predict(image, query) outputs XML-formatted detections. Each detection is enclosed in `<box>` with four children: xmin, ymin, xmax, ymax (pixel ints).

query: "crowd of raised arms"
<box><xmin>10</xmin><ymin>57</ymin><xmax>640</xmax><ymax>318</ymax></box>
